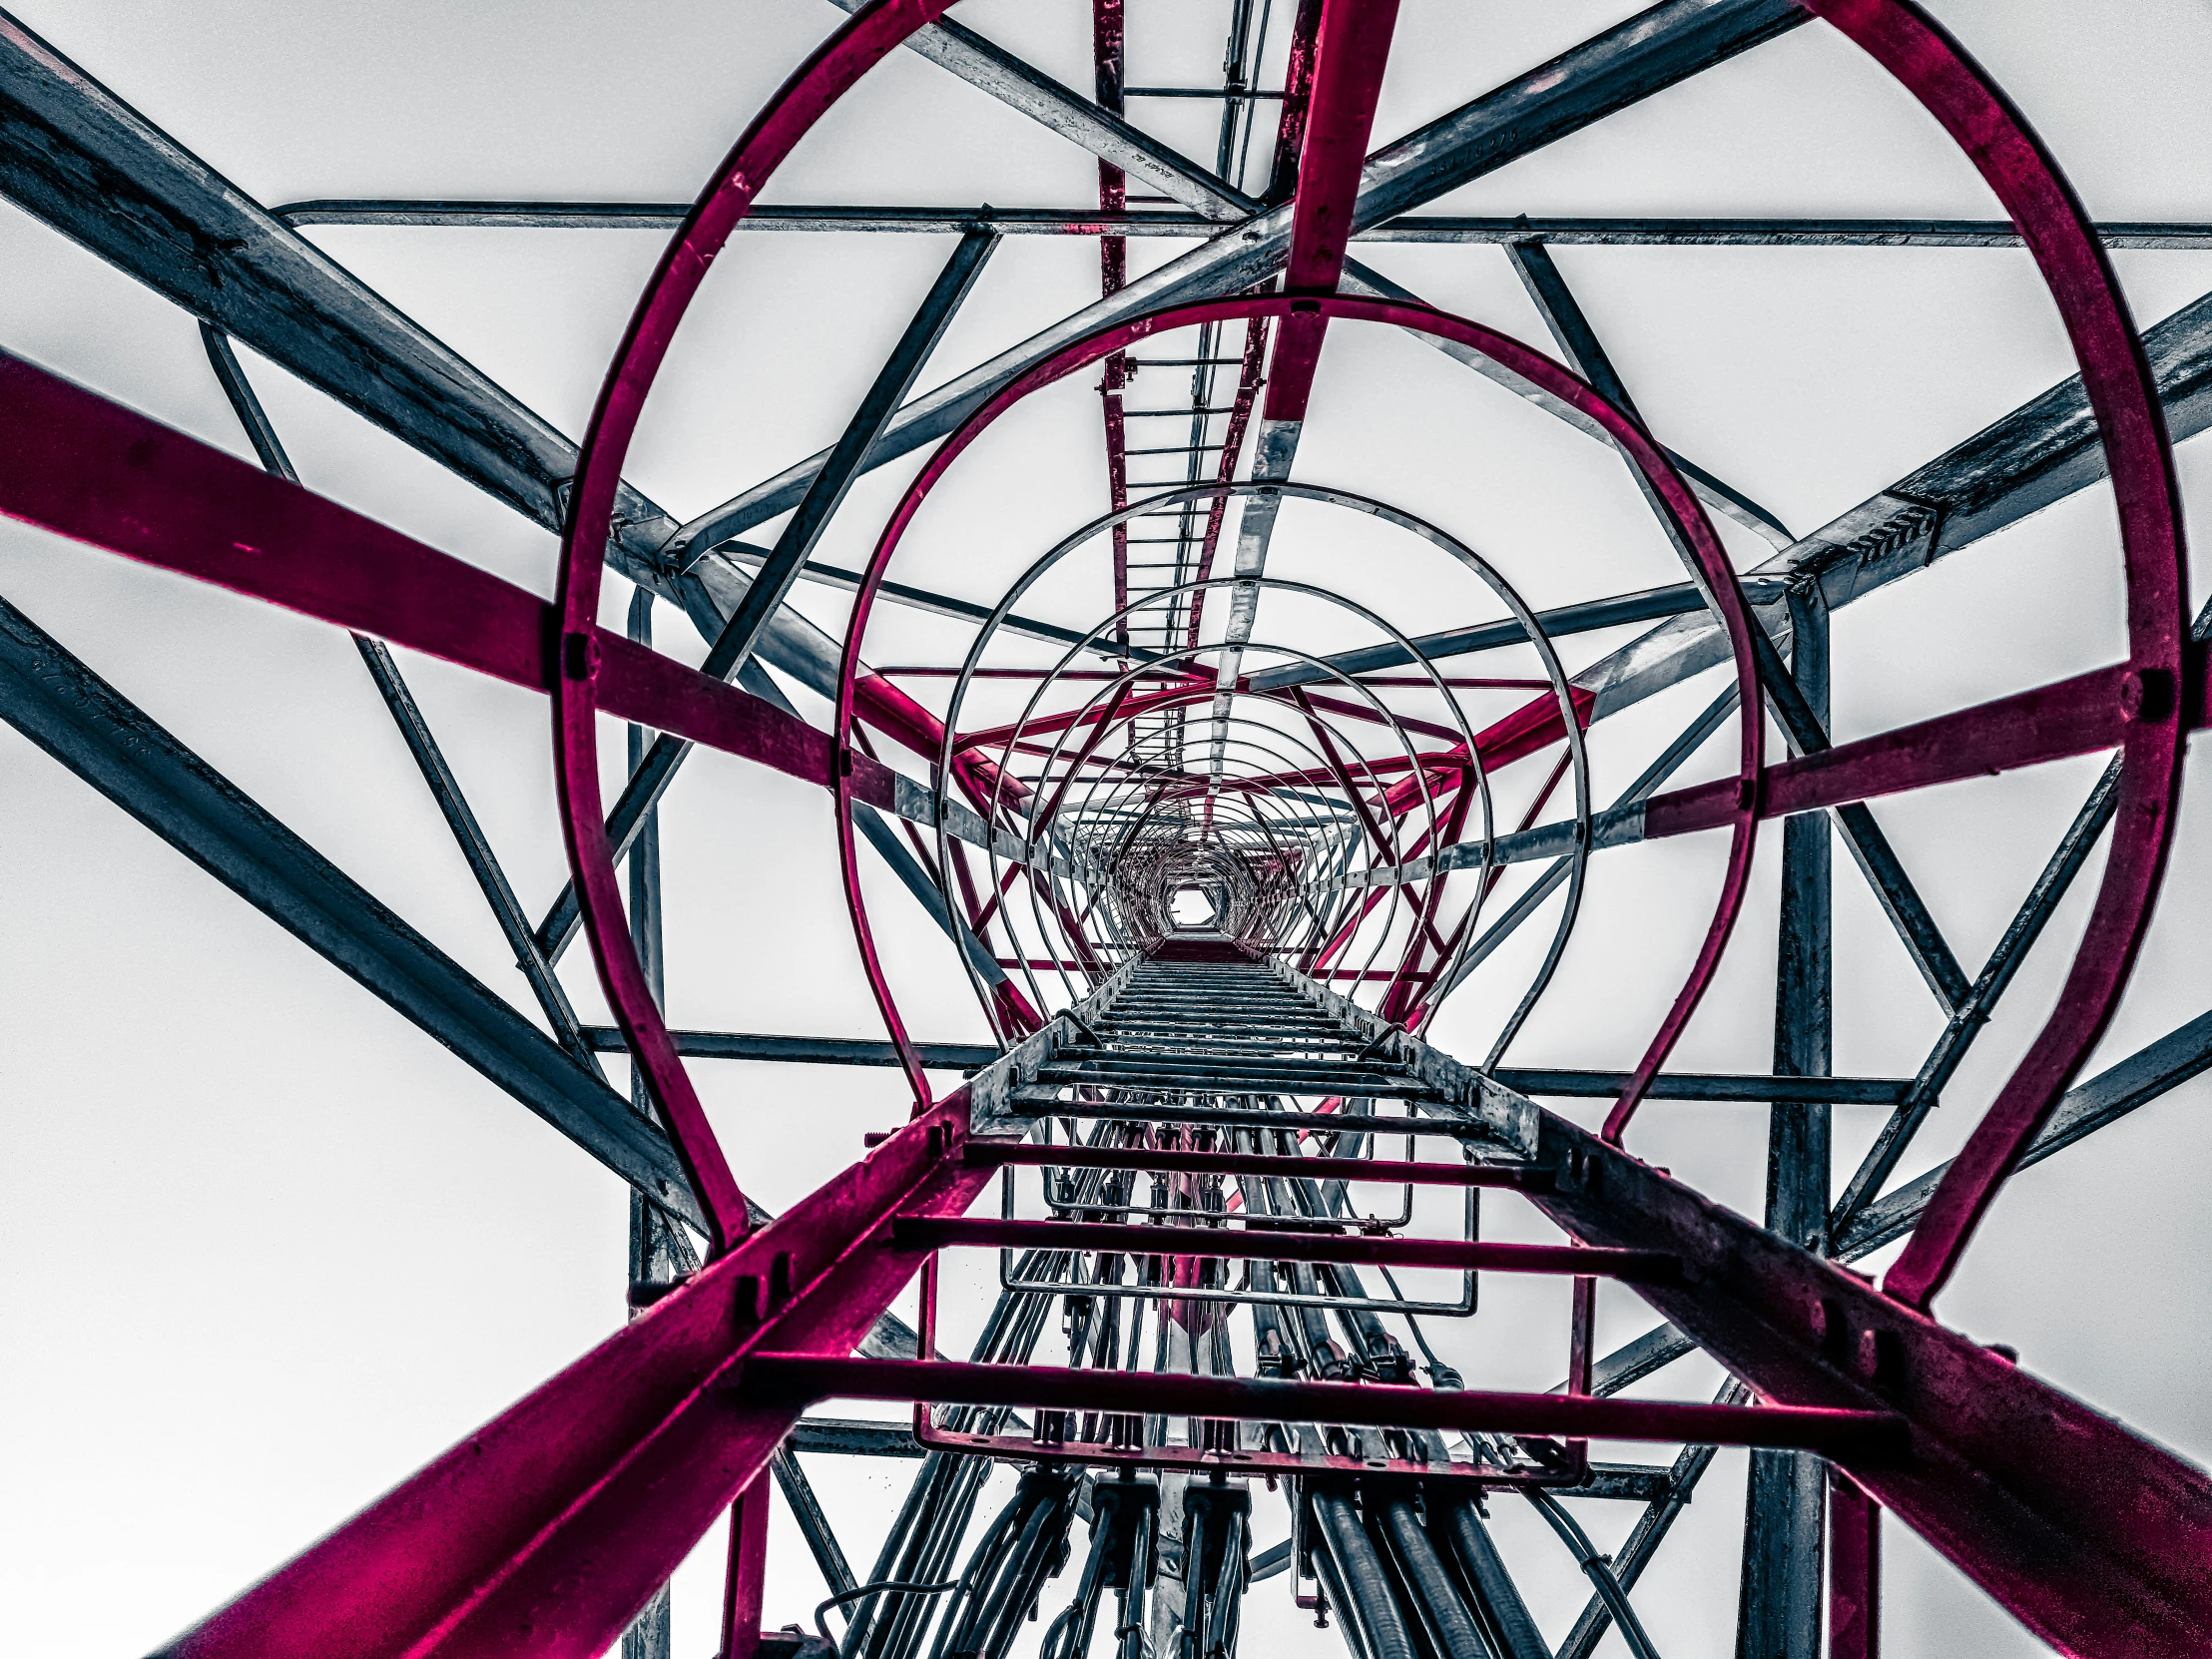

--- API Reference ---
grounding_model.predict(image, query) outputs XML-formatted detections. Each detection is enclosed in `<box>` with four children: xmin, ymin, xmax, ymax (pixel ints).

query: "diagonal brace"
<box><xmin>533</xmin><ymin>231</ymin><xmax>998</xmax><ymax>963</ymax></box>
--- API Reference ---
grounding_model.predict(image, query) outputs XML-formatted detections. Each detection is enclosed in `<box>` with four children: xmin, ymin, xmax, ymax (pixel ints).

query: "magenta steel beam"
<box><xmin>721</xmin><ymin>1481</ymin><xmax>772</xmax><ymax>1659</ymax></box>
<box><xmin>961</xmin><ymin>1140</ymin><xmax>1554</xmax><ymax>1189</ymax></box>
<box><xmin>1027</xmin><ymin>681</ymin><xmax>1133</xmax><ymax>841</ymax></box>
<box><xmin>1291</xmin><ymin>687</ymin><xmax>1402</xmax><ymax>862</ymax></box>
<box><xmin>953</xmin><ymin>678</ymin><xmax>1210</xmax><ymax>755</ymax></box>
<box><xmin>1642</xmin><ymin>664</ymin><xmax>2151</xmax><ymax>839</ymax></box>
<box><xmin>1830</xmin><ymin>1475</ymin><xmax>1881</xmax><ymax>1659</ymax></box>
<box><xmin>1262</xmin><ymin>0</ymin><xmax>1402</xmax><ymax>422</ymax></box>
<box><xmin>738</xmin><ymin>1356</ymin><xmax>1905</xmax><ymax>1456</ymax></box>
<box><xmin>152</xmin><ymin>1097</ymin><xmax>991</xmax><ymax>1659</ymax></box>
<box><xmin>1292</xmin><ymin>686</ymin><xmax>1466</xmax><ymax>746</ymax></box>
<box><xmin>1262</xmin><ymin>0</ymin><xmax>1327</xmax><ymax>206</ymax></box>
<box><xmin>1416</xmin><ymin>744</ymin><xmax>1571</xmax><ymax>1006</ymax></box>
<box><xmin>1382</xmin><ymin>764</ymin><xmax>1480</xmax><ymax>1027</ymax></box>
<box><xmin>894</xmin><ymin>1216</ymin><xmax>1680</xmax><ymax>1282</ymax></box>
<box><xmin>1093</xmin><ymin>0</ymin><xmax>1133</xmax><ymax>657</ymax></box>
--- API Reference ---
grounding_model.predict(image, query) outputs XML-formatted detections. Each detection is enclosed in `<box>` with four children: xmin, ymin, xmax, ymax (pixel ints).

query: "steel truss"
<box><xmin>1</xmin><ymin>4</ymin><xmax>2209</xmax><ymax>1659</ymax></box>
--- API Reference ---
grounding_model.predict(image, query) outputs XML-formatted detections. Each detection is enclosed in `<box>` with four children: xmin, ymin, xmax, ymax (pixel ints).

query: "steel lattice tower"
<box><xmin>3</xmin><ymin>4</ymin><xmax>2211</xmax><ymax>1658</ymax></box>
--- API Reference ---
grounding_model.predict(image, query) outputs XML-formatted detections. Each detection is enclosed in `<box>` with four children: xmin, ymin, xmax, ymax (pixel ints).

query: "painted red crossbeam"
<box><xmin>954</xmin><ymin>676</ymin><xmax>1211</xmax><ymax>755</ymax></box>
<box><xmin>1160</xmin><ymin>688</ymin><xmax>1591</xmax><ymax>804</ymax></box>
<box><xmin>1643</xmin><ymin>662</ymin><xmax>2161</xmax><ymax>836</ymax></box>
<box><xmin>0</xmin><ymin>350</ymin><xmax>1027</xmax><ymax>835</ymax></box>
<box><xmin>893</xmin><ymin>1215</ymin><xmax>1679</xmax><ymax>1282</ymax></box>
<box><xmin>962</xmin><ymin>1138</ymin><xmax>1553</xmax><ymax>1188</ymax></box>
<box><xmin>738</xmin><ymin>1355</ymin><xmax>1906</xmax><ymax>1455</ymax></box>
<box><xmin>1093</xmin><ymin>0</ymin><xmax>1132</xmax><ymax>654</ymax></box>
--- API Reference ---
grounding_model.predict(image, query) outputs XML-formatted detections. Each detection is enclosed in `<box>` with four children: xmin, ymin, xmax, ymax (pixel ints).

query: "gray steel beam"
<box><xmin>1364</xmin><ymin>217</ymin><xmax>2212</xmax><ymax>250</ymax></box>
<box><xmin>771</xmin><ymin>1448</ymin><xmax>859</xmax><ymax>1612</ymax></box>
<box><xmin>619</xmin><ymin>592</ymin><xmax>683</xmax><ymax>1653</ymax></box>
<box><xmin>0</xmin><ymin>8</ymin><xmax>886</xmax><ymax>776</ymax></box>
<box><xmin>1767</xmin><ymin>591</ymin><xmax>1833</xmax><ymax>1257</ymax></box>
<box><xmin>788</xmin><ymin>1418</ymin><xmax>928</xmax><ymax>1458</ymax></box>
<box><xmin>0</xmin><ymin>595</ymin><xmax>964</xmax><ymax>1376</ymax></box>
<box><xmin>1505</xmin><ymin>238</ymin><xmax>1792</xmax><ymax>548</ymax></box>
<box><xmin>673</xmin><ymin>0</ymin><xmax>1810</xmax><ymax>558</ymax></box>
<box><xmin>199</xmin><ymin>322</ymin><xmax>605</xmax><ymax>1077</ymax></box>
<box><xmin>732</xmin><ymin>660</ymin><xmax>1011</xmax><ymax>990</ymax></box>
<box><xmin>1831</xmin><ymin>754</ymin><xmax>2121</xmax><ymax>1234</ymax></box>
<box><xmin>715</xmin><ymin>547</ymin><xmax>1156</xmax><ymax>664</ymax></box>
<box><xmin>1837</xmin><ymin>1007</ymin><xmax>2212</xmax><ymax>1257</ymax></box>
<box><xmin>1409</xmin><ymin>283</ymin><xmax>2212</xmax><ymax>899</ymax></box>
<box><xmin>1828</xmin><ymin>593</ymin><xmax>2211</xmax><ymax>1234</ymax></box>
<box><xmin>1745</xmin><ymin>606</ymin><xmax>1970</xmax><ymax>1013</ymax></box>
<box><xmin>1245</xmin><ymin>577</ymin><xmax>1784</xmax><ymax>694</ymax></box>
<box><xmin>269</xmin><ymin>201</ymin><xmax>2212</xmax><ymax>248</ymax></box>
<box><xmin>718</xmin><ymin>230</ymin><xmax>998</xmax><ymax>678</ymax></box>
<box><xmin>824</xmin><ymin>0</ymin><xmax>1257</xmax><ymax>221</ymax></box>
<box><xmin>1576</xmin><ymin>281</ymin><xmax>2212</xmax><ymax>724</ymax></box>
<box><xmin>1437</xmin><ymin>684</ymin><xmax>1741</xmax><ymax>999</ymax></box>
<box><xmin>0</xmin><ymin>589</ymin><xmax>705</xmax><ymax>1229</ymax></box>
<box><xmin>1737</xmin><ymin>590</ymin><xmax>1829</xmax><ymax>1659</ymax></box>
<box><xmin>1556</xmin><ymin>1384</ymin><xmax>1746</xmax><ymax>1659</ymax></box>
<box><xmin>580</xmin><ymin>1028</ymin><xmax>999</xmax><ymax>1071</ymax></box>
<box><xmin>623</xmin><ymin>588</ymin><xmax>697</xmax><ymax>1295</ymax></box>
<box><xmin>0</xmin><ymin>13</ymin><xmax>670</xmax><ymax>564</ymax></box>
<box><xmin>0</xmin><ymin>570</ymin><xmax>968</xmax><ymax>1386</ymax></box>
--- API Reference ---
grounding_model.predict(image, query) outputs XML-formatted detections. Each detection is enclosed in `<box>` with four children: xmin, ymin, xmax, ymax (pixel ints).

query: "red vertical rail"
<box><xmin>1094</xmin><ymin>0</ymin><xmax>1132</xmax><ymax>656</ymax></box>
<box><xmin>720</xmin><ymin>1479</ymin><xmax>772</xmax><ymax>1659</ymax></box>
<box><xmin>1263</xmin><ymin>0</ymin><xmax>1403</xmax><ymax>423</ymax></box>
<box><xmin>1831</xmin><ymin>1473</ymin><xmax>1881</xmax><ymax>1659</ymax></box>
<box><xmin>1264</xmin><ymin>0</ymin><xmax>1328</xmax><ymax>206</ymax></box>
<box><xmin>1181</xmin><ymin>314</ymin><xmax>1271</xmax><ymax>648</ymax></box>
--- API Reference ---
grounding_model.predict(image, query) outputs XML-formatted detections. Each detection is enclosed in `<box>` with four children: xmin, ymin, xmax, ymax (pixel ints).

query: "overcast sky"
<box><xmin>5</xmin><ymin>3</ymin><xmax>2212</xmax><ymax>1656</ymax></box>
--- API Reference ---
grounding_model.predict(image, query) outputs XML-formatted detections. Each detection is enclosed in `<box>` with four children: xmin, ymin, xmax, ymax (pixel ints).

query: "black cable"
<box><xmin>1373</xmin><ymin>1499</ymin><xmax>1492</xmax><ymax>1659</ymax></box>
<box><xmin>1308</xmin><ymin>1516</ymin><xmax>1371</xmax><ymax>1659</ymax></box>
<box><xmin>1525</xmin><ymin>1490</ymin><xmax>1662</xmax><ymax>1659</ymax></box>
<box><xmin>1310</xmin><ymin>1490</ymin><xmax>1417</xmax><ymax>1659</ymax></box>
<box><xmin>820</xmin><ymin>1583</ymin><xmax>958</xmax><ymax>1647</ymax></box>
<box><xmin>1428</xmin><ymin>1495</ymin><xmax>1547</xmax><ymax>1659</ymax></box>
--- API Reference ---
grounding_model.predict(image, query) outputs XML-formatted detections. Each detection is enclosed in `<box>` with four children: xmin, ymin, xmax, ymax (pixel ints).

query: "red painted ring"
<box><xmin>829</xmin><ymin>290</ymin><xmax>1764</xmax><ymax>1117</ymax></box>
<box><xmin>552</xmin><ymin>0</ymin><xmax>2186</xmax><ymax>1288</ymax></box>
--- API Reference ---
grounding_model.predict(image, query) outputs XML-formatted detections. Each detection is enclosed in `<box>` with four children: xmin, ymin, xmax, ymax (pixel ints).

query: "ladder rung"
<box><xmin>965</xmin><ymin>1140</ymin><xmax>1549</xmax><ymax>1189</ymax></box>
<box><xmin>892</xmin><ymin>1217</ymin><xmax>1676</xmax><ymax>1281</ymax></box>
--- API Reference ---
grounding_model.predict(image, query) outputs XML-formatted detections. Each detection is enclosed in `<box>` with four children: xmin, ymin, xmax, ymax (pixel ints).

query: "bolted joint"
<box><xmin>561</xmin><ymin>630</ymin><xmax>600</xmax><ymax>681</ymax></box>
<box><xmin>2120</xmin><ymin>665</ymin><xmax>2175</xmax><ymax>724</ymax></box>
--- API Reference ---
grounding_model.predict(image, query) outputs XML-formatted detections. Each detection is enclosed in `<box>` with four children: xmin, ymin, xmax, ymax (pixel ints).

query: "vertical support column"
<box><xmin>1829</xmin><ymin>1472</ymin><xmax>1880</xmax><ymax>1659</ymax></box>
<box><xmin>624</xmin><ymin>588</ymin><xmax>697</xmax><ymax>1659</ymax></box>
<box><xmin>1565</xmin><ymin>1272</ymin><xmax>1596</xmax><ymax>1478</ymax></box>
<box><xmin>1738</xmin><ymin>586</ymin><xmax>1830</xmax><ymax>1659</ymax></box>
<box><xmin>723</xmin><ymin>1476</ymin><xmax>774</xmax><ymax>1659</ymax></box>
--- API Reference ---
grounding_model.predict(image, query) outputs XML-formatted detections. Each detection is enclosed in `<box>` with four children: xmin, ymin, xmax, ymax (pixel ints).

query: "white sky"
<box><xmin>5</xmin><ymin>3</ymin><xmax>2212</xmax><ymax>1655</ymax></box>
